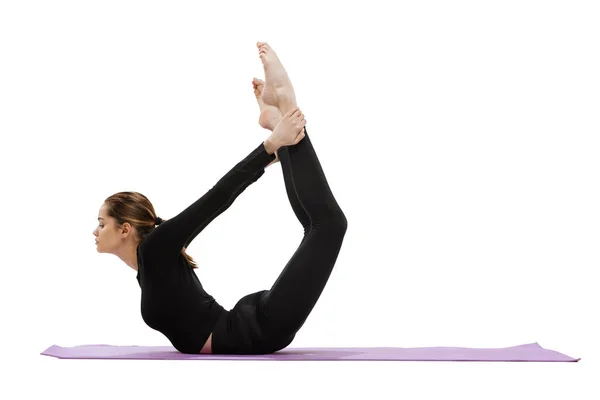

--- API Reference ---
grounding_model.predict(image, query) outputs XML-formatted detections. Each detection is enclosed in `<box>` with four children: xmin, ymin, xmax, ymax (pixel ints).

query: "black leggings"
<box><xmin>211</xmin><ymin>127</ymin><xmax>348</xmax><ymax>354</ymax></box>
<box><xmin>258</xmin><ymin>127</ymin><xmax>347</xmax><ymax>337</ymax></box>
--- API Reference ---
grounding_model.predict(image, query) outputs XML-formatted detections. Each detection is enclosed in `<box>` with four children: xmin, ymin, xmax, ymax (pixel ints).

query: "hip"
<box><xmin>211</xmin><ymin>290</ymin><xmax>295</xmax><ymax>355</ymax></box>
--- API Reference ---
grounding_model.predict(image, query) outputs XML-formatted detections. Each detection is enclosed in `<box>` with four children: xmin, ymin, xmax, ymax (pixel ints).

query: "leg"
<box><xmin>252</xmin><ymin>76</ymin><xmax>310</xmax><ymax>233</ymax></box>
<box><xmin>252</xmin><ymin>42</ymin><xmax>346</xmax><ymax>340</ymax></box>
<box><xmin>280</xmin><ymin>141</ymin><xmax>311</xmax><ymax>235</ymax></box>
<box><xmin>259</xmin><ymin>127</ymin><xmax>348</xmax><ymax>340</ymax></box>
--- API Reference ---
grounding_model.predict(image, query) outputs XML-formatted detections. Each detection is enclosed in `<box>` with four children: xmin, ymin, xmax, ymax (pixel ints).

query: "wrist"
<box><xmin>263</xmin><ymin>137</ymin><xmax>280</xmax><ymax>155</ymax></box>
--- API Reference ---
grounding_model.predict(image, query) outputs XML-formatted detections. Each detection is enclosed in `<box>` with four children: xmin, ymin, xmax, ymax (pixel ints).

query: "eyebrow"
<box><xmin>98</xmin><ymin>217</ymin><xmax>104</xmax><ymax>220</ymax></box>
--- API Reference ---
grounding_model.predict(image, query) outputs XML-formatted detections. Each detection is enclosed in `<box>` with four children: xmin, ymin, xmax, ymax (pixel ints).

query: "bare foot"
<box><xmin>256</xmin><ymin>41</ymin><xmax>298</xmax><ymax>114</ymax></box>
<box><xmin>253</xmin><ymin>77</ymin><xmax>282</xmax><ymax>131</ymax></box>
<box><xmin>253</xmin><ymin>77</ymin><xmax>282</xmax><ymax>167</ymax></box>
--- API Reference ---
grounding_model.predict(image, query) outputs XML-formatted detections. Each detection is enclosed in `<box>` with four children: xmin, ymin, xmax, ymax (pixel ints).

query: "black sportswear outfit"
<box><xmin>136</xmin><ymin>127</ymin><xmax>347</xmax><ymax>354</ymax></box>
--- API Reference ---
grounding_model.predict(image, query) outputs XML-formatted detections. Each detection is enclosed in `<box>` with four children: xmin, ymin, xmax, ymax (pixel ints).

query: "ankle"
<box><xmin>276</xmin><ymin>93</ymin><xmax>297</xmax><ymax>115</ymax></box>
<box><xmin>268</xmin><ymin>116</ymin><xmax>282</xmax><ymax>131</ymax></box>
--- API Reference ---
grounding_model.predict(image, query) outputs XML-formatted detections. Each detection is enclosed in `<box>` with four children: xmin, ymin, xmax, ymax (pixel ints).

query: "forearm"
<box><xmin>265</xmin><ymin>152</ymin><xmax>278</xmax><ymax>168</ymax></box>
<box><xmin>263</xmin><ymin>137</ymin><xmax>280</xmax><ymax>155</ymax></box>
<box><xmin>263</xmin><ymin>138</ymin><xmax>281</xmax><ymax>169</ymax></box>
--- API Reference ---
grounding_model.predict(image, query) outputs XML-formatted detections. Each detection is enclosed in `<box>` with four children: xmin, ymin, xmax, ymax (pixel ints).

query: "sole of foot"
<box><xmin>256</xmin><ymin>41</ymin><xmax>298</xmax><ymax>114</ymax></box>
<box><xmin>253</xmin><ymin>77</ymin><xmax>283</xmax><ymax>131</ymax></box>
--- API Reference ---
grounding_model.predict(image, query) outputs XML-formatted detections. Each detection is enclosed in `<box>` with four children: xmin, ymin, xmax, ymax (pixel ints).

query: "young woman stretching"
<box><xmin>92</xmin><ymin>42</ymin><xmax>348</xmax><ymax>354</ymax></box>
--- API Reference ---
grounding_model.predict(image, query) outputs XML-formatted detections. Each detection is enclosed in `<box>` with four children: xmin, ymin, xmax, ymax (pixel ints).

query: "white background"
<box><xmin>1</xmin><ymin>0</ymin><xmax>598</xmax><ymax>399</ymax></box>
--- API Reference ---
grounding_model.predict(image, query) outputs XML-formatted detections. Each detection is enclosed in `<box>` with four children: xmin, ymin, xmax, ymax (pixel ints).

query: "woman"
<box><xmin>92</xmin><ymin>42</ymin><xmax>348</xmax><ymax>355</ymax></box>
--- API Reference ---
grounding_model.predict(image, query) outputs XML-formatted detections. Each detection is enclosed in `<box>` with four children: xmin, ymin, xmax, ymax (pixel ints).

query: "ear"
<box><xmin>120</xmin><ymin>222</ymin><xmax>134</xmax><ymax>236</ymax></box>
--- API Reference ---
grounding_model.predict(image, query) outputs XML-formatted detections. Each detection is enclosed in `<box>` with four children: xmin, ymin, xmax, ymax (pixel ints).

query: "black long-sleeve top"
<box><xmin>136</xmin><ymin>141</ymin><xmax>277</xmax><ymax>354</ymax></box>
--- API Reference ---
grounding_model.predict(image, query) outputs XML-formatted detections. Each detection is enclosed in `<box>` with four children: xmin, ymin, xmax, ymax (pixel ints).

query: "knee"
<box><xmin>338</xmin><ymin>211</ymin><xmax>348</xmax><ymax>232</ymax></box>
<box><xmin>311</xmin><ymin>208</ymin><xmax>347</xmax><ymax>236</ymax></box>
<box><xmin>330</xmin><ymin>210</ymin><xmax>348</xmax><ymax>234</ymax></box>
<box><xmin>313</xmin><ymin>214</ymin><xmax>345</xmax><ymax>232</ymax></box>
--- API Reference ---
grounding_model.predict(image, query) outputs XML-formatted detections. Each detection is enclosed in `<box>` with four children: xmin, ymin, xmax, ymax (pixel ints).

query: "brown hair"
<box><xmin>104</xmin><ymin>191</ymin><xmax>198</xmax><ymax>269</ymax></box>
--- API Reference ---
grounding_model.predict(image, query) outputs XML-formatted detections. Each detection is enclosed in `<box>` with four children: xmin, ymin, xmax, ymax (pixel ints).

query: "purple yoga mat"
<box><xmin>41</xmin><ymin>342</ymin><xmax>579</xmax><ymax>362</ymax></box>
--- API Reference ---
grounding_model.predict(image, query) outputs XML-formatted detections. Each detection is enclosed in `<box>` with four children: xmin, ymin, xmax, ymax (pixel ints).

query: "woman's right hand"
<box><xmin>268</xmin><ymin>107</ymin><xmax>307</xmax><ymax>149</ymax></box>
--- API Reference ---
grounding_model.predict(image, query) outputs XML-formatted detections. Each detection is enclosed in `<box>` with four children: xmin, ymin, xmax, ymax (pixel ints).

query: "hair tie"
<box><xmin>155</xmin><ymin>217</ymin><xmax>163</xmax><ymax>226</ymax></box>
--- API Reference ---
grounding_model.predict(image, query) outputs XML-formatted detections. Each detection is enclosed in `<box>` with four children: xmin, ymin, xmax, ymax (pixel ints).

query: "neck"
<box><xmin>115</xmin><ymin>241</ymin><xmax>139</xmax><ymax>272</ymax></box>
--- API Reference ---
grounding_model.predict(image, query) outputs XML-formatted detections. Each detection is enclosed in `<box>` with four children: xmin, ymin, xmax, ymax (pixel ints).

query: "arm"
<box><xmin>263</xmin><ymin>136</ymin><xmax>283</xmax><ymax>168</ymax></box>
<box><xmin>145</xmin><ymin>140</ymin><xmax>277</xmax><ymax>256</ymax></box>
<box><xmin>265</xmin><ymin>149</ymin><xmax>279</xmax><ymax>169</ymax></box>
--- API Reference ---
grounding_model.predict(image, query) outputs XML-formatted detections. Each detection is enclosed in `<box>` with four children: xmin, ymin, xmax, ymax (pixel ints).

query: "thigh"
<box><xmin>259</xmin><ymin>222</ymin><xmax>346</xmax><ymax>338</ymax></box>
<box><xmin>212</xmin><ymin>291</ymin><xmax>294</xmax><ymax>355</ymax></box>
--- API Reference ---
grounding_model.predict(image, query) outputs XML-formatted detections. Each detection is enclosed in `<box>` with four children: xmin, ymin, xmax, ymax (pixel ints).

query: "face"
<box><xmin>93</xmin><ymin>204</ymin><xmax>115</xmax><ymax>253</ymax></box>
<box><xmin>93</xmin><ymin>203</ymin><xmax>135</xmax><ymax>254</ymax></box>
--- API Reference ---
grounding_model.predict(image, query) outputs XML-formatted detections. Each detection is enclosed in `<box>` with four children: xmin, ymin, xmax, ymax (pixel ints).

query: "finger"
<box><xmin>294</xmin><ymin>131</ymin><xmax>305</xmax><ymax>145</ymax></box>
<box><xmin>285</xmin><ymin>107</ymin><xmax>300</xmax><ymax>117</ymax></box>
